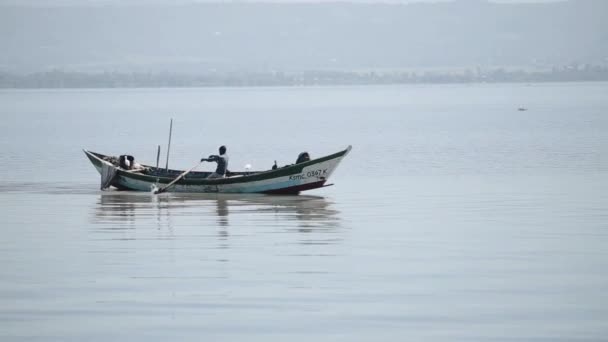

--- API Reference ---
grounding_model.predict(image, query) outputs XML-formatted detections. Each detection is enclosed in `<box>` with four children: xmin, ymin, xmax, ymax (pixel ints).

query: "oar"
<box><xmin>154</xmin><ymin>160</ymin><xmax>204</xmax><ymax>194</ymax></box>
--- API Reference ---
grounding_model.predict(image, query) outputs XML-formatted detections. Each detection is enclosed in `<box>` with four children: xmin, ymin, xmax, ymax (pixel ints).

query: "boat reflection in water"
<box><xmin>92</xmin><ymin>191</ymin><xmax>342</xmax><ymax>244</ymax></box>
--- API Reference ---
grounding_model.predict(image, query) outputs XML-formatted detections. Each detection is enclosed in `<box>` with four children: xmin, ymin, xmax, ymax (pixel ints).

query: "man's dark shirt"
<box><xmin>206</xmin><ymin>154</ymin><xmax>229</xmax><ymax>175</ymax></box>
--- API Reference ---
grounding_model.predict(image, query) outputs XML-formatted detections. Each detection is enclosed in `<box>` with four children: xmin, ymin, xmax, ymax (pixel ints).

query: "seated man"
<box><xmin>202</xmin><ymin>145</ymin><xmax>229</xmax><ymax>179</ymax></box>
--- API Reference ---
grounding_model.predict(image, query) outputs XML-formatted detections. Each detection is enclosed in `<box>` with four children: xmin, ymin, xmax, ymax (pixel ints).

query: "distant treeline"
<box><xmin>2</xmin><ymin>65</ymin><xmax>608</xmax><ymax>88</ymax></box>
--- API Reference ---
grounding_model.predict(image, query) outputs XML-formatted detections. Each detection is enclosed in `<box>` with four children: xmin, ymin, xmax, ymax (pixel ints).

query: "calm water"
<box><xmin>1</xmin><ymin>83</ymin><xmax>607</xmax><ymax>341</ymax></box>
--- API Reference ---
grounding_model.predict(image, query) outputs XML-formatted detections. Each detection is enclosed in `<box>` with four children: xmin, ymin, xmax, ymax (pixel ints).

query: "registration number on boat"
<box><xmin>289</xmin><ymin>169</ymin><xmax>327</xmax><ymax>181</ymax></box>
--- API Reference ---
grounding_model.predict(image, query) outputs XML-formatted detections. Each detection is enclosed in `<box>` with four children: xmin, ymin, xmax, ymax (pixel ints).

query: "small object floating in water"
<box><xmin>83</xmin><ymin>146</ymin><xmax>351</xmax><ymax>195</ymax></box>
<box><xmin>518</xmin><ymin>107</ymin><xmax>528</xmax><ymax>111</ymax></box>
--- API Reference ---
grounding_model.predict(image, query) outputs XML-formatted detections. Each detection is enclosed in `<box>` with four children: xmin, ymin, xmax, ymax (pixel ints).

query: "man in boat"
<box><xmin>202</xmin><ymin>145</ymin><xmax>229</xmax><ymax>179</ymax></box>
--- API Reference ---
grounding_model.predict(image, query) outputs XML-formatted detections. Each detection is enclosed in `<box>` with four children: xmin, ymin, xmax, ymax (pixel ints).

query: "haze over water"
<box><xmin>1</xmin><ymin>83</ymin><xmax>607</xmax><ymax>341</ymax></box>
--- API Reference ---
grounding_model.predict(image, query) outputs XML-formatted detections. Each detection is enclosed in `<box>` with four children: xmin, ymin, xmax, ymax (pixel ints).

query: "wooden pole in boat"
<box><xmin>165</xmin><ymin>118</ymin><xmax>173</xmax><ymax>171</ymax></box>
<box><xmin>156</xmin><ymin>145</ymin><xmax>161</xmax><ymax>168</ymax></box>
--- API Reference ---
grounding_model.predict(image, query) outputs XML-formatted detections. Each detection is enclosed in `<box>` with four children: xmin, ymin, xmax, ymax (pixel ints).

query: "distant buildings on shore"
<box><xmin>2</xmin><ymin>64</ymin><xmax>608</xmax><ymax>88</ymax></box>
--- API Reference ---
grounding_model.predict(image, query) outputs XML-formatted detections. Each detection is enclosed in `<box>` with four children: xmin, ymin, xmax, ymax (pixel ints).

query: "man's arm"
<box><xmin>201</xmin><ymin>155</ymin><xmax>219</xmax><ymax>162</ymax></box>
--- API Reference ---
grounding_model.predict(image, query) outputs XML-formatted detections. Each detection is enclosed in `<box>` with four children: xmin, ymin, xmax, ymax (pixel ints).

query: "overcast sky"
<box><xmin>1</xmin><ymin>0</ymin><xmax>604</xmax><ymax>73</ymax></box>
<box><xmin>0</xmin><ymin>0</ymin><xmax>572</xmax><ymax>5</ymax></box>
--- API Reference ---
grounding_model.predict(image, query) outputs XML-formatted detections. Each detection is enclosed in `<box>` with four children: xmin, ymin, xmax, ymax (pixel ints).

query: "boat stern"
<box><xmin>262</xmin><ymin>145</ymin><xmax>352</xmax><ymax>194</ymax></box>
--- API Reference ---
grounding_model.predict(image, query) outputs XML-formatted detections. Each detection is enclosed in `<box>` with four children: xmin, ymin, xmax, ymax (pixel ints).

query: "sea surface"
<box><xmin>1</xmin><ymin>83</ymin><xmax>607</xmax><ymax>341</ymax></box>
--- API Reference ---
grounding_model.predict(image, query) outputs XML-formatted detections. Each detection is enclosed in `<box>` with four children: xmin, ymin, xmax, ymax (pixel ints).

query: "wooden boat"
<box><xmin>83</xmin><ymin>146</ymin><xmax>351</xmax><ymax>194</ymax></box>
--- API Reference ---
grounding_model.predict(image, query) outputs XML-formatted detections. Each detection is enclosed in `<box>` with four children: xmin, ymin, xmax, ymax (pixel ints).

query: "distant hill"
<box><xmin>1</xmin><ymin>0</ymin><xmax>607</xmax><ymax>73</ymax></box>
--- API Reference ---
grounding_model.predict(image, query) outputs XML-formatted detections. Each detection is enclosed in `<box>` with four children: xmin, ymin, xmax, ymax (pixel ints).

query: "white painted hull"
<box><xmin>85</xmin><ymin>146</ymin><xmax>351</xmax><ymax>194</ymax></box>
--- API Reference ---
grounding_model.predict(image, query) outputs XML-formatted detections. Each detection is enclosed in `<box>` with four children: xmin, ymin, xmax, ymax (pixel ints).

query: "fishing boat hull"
<box><xmin>84</xmin><ymin>146</ymin><xmax>351</xmax><ymax>194</ymax></box>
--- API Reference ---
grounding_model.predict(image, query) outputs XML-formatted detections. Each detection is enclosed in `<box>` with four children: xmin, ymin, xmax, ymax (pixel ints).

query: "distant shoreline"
<box><xmin>2</xmin><ymin>66</ymin><xmax>608</xmax><ymax>89</ymax></box>
<box><xmin>2</xmin><ymin>81</ymin><xmax>608</xmax><ymax>91</ymax></box>
<box><xmin>2</xmin><ymin>81</ymin><xmax>608</xmax><ymax>90</ymax></box>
